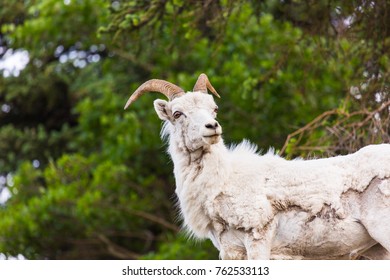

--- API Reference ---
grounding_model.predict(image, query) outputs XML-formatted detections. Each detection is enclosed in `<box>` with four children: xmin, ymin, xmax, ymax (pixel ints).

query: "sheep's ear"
<box><xmin>153</xmin><ymin>99</ymin><xmax>171</xmax><ymax>121</ymax></box>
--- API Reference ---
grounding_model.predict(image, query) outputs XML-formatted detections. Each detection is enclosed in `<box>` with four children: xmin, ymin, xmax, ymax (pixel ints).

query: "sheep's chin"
<box><xmin>202</xmin><ymin>135</ymin><xmax>221</xmax><ymax>145</ymax></box>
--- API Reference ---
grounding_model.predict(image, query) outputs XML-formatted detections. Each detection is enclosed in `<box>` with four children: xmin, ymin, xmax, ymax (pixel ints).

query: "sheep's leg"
<box><xmin>219</xmin><ymin>233</ymin><xmax>271</xmax><ymax>260</ymax></box>
<box><xmin>360</xmin><ymin>178</ymin><xmax>390</xmax><ymax>254</ymax></box>
<box><xmin>244</xmin><ymin>225</ymin><xmax>276</xmax><ymax>260</ymax></box>
<box><xmin>219</xmin><ymin>246</ymin><xmax>247</xmax><ymax>260</ymax></box>
<box><xmin>217</xmin><ymin>229</ymin><xmax>247</xmax><ymax>260</ymax></box>
<box><xmin>245</xmin><ymin>238</ymin><xmax>272</xmax><ymax>259</ymax></box>
<box><xmin>219</xmin><ymin>237</ymin><xmax>247</xmax><ymax>259</ymax></box>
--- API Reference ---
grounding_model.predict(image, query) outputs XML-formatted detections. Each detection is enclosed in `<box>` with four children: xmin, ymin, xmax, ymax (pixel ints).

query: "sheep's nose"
<box><xmin>205</xmin><ymin>122</ymin><xmax>219</xmax><ymax>130</ymax></box>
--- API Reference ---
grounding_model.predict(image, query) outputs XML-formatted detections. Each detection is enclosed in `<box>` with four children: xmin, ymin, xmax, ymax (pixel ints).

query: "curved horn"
<box><xmin>193</xmin><ymin>73</ymin><xmax>220</xmax><ymax>98</ymax></box>
<box><xmin>124</xmin><ymin>79</ymin><xmax>185</xmax><ymax>109</ymax></box>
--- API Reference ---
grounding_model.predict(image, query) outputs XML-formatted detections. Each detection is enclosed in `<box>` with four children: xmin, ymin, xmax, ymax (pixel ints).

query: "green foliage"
<box><xmin>0</xmin><ymin>154</ymin><xmax>174</xmax><ymax>259</ymax></box>
<box><xmin>0</xmin><ymin>123</ymin><xmax>75</xmax><ymax>173</ymax></box>
<box><xmin>1</xmin><ymin>0</ymin><xmax>388</xmax><ymax>259</ymax></box>
<box><xmin>142</xmin><ymin>233</ymin><xmax>219</xmax><ymax>260</ymax></box>
<box><xmin>3</xmin><ymin>0</ymin><xmax>109</xmax><ymax>55</ymax></box>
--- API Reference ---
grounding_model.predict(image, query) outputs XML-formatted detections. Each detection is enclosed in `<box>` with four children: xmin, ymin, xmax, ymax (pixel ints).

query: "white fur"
<box><xmin>151</xmin><ymin>91</ymin><xmax>390</xmax><ymax>259</ymax></box>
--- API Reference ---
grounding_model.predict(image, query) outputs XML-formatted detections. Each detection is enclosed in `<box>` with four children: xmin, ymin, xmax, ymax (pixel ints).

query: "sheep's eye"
<box><xmin>173</xmin><ymin>111</ymin><xmax>183</xmax><ymax>119</ymax></box>
<box><xmin>214</xmin><ymin>107</ymin><xmax>219</xmax><ymax>114</ymax></box>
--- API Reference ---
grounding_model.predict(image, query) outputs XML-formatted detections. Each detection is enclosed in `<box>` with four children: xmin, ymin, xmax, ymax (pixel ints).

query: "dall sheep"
<box><xmin>125</xmin><ymin>74</ymin><xmax>390</xmax><ymax>259</ymax></box>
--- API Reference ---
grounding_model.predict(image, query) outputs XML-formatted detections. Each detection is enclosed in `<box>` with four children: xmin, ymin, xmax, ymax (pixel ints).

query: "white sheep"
<box><xmin>125</xmin><ymin>74</ymin><xmax>390</xmax><ymax>259</ymax></box>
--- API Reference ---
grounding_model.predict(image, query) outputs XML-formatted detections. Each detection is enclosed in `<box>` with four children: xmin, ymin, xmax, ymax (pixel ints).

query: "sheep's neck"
<box><xmin>168</xmin><ymin>138</ymin><xmax>229</xmax><ymax>238</ymax></box>
<box><xmin>168</xmin><ymin>138</ymin><xmax>229</xmax><ymax>194</ymax></box>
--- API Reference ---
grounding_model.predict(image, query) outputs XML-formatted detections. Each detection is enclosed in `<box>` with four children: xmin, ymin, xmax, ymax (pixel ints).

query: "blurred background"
<box><xmin>0</xmin><ymin>0</ymin><xmax>389</xmax><ymax>259</ymax></box>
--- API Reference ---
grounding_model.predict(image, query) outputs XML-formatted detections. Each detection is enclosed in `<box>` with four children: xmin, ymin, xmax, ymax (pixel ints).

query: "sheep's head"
<box><xmin>125</xmin><ymin>74</ymin><xmax>222</xmax><ymax>150</ymax></box>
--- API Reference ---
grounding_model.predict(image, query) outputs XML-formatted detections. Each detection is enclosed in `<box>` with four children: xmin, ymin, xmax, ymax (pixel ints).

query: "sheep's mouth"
<box><xmin>202</xmin><ymin>133</ymin><xmax>222</xmax><ymax>144</ymax></box>
<box><xmin>203</xmin><ymin>133</ymin><xmax>222</xmax><ymax>138</ymax></box>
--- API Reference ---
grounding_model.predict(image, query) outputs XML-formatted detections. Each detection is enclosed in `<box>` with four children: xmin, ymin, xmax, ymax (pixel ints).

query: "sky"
<box><xmin>0</xmin><ymin>176</ymin><xmax>12</xmax><ymax>205</ymax></box>
<box><xmin>0</xmin><ymin>49</ymin><xmax>30</xmax><ymax>77</ymax></box>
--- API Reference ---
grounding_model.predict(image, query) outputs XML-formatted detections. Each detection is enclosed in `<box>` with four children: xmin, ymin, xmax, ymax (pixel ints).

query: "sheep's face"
<box><xmin>154</xmin><ymin>92</ymin><xmax>222</xmax><ymax>151</ymax></box>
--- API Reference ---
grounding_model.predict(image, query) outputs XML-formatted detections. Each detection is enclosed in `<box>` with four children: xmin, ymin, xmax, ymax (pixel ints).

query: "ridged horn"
<box><xmin>193</xmin><ymin>73</ymin><xmax>220</xmax><ymax>98</ymax></box>
<box><xmin>124</xmin><ymin>79</ymin><xmax>185</xmax><ymax>109</ymax></box>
